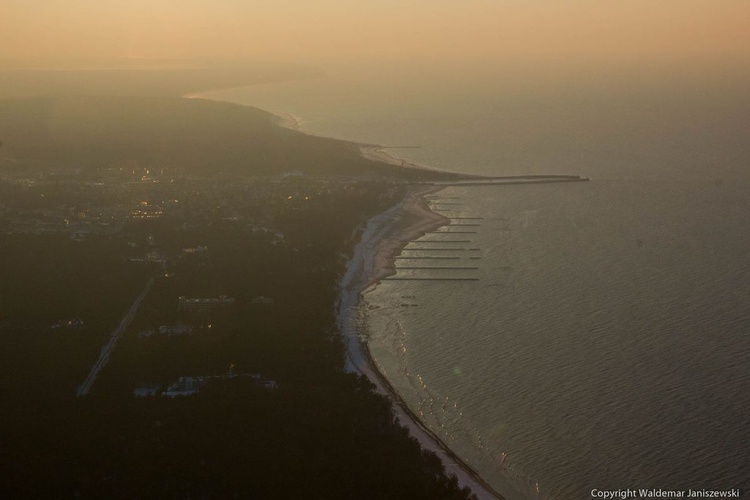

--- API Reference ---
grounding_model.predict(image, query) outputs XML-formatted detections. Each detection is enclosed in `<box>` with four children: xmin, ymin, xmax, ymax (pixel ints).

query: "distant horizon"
<box><xmin>2</xmin><ymin>1</ymin><xmax>749</xmax><ymax>71</ymax></box>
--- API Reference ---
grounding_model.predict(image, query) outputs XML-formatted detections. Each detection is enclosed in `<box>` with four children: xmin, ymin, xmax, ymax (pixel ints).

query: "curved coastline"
<box><xmin>188</xmin><ymin>87</ymin><xmax>475</xmax><ymax>179</ymax></box>
<box><xmin>186</xmin><ymin>86</ymin><xmax>511</xmax><ymax>498</ymax></box>
<box><xmin>336</xmin><ymin>184</ymin><xmax>507</xmax><ymax>500</ymax></box>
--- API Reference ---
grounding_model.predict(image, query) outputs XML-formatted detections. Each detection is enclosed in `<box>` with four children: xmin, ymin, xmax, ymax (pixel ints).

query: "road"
<box><xmin>76</xmin><ymin>277</ymin><xmax>154</xmax><ymax>397</ymax></box>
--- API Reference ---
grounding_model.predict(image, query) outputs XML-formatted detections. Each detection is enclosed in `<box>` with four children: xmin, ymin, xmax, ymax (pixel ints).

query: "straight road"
<box><xmin>76</xmin><ymin>277</ymin><xmax>154</xmax><ymax>397</ymax></box>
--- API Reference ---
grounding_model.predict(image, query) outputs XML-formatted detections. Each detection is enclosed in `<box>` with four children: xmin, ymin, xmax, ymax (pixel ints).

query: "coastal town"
<box><xmin>0</xmin><ymin>164</ymin><xmax>400</xmax><ymax>238</ymax></box>
<box><xmin>0</xmin><ymin>162</ymin><xmax>405</xmax><ymax>391</ymax></box>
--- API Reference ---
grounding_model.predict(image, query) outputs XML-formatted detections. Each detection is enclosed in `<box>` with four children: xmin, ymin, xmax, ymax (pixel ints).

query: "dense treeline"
<box><xmin>5</xmin><ymin>379</ymin><xmax>471</xmax><ymax>499</ymax></box>
<box><xmin>0</xmin><ymin>180</ymin><xmax>476</xmax><ymax>499</ymax></box>
<box><xmin>0</xmin><ymin>235</ymin><xmax>149</xmax><ymax>399</ymax></box>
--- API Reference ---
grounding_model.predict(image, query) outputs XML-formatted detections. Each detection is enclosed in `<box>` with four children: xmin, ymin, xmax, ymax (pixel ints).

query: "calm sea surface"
<box><xmin>200</xmin><ymin>63</ymin><xmax>750</xmax><ymax>498</ymax></box>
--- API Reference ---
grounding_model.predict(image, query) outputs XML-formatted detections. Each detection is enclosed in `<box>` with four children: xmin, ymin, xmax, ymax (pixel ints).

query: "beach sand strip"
<box><xmin>337</xmin><ymin>184</ymin><xmax>507</xmax><ymax>500</ymax></box>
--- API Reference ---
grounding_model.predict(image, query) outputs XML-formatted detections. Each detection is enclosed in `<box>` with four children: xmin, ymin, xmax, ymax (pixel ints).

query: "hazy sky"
<box><xmin>2</xmin><ymin>1</ymin><xmax>749</xmax><ymax>66</ymax></box>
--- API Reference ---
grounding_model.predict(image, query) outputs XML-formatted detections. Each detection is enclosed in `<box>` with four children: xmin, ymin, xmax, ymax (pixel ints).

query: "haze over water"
<box><xmin>203</xmin><ymin>63</ymin><xmax>750</xmax><ymax>498</ymax></box>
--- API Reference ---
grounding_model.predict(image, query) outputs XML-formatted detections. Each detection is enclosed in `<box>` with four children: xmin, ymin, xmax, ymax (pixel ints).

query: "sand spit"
<box><xmin>336</xmin><ymin>185</ymin><xmax>507</xmax><ymax>500</ymax></box>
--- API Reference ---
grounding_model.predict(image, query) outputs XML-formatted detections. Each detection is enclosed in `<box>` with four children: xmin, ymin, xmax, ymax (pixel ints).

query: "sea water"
<box><xmin>199</xmin><ymin>62</ymin><xmax>750</xmax><ymax>498</ymax></box>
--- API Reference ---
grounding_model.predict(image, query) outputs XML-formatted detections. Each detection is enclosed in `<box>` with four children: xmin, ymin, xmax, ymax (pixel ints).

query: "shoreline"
<box><xmin>186</xmin><ymin>87</ymin><xmax>466</xmax><ymax>180</ymax></box>
<box><xmin>184</xmin><ymin>88</ymin><xmax>303</xmax><ymax>133</ymax></box>
<box><xmin>185</xmin><ymin>87</ymin><xmax>577</xmax><ymax>498</ymax></box>
<box><xmin>186</xmin><ymin>88</ymin><xmax>589</xmax><ymax>185</ymax></box>
<box><xmin>336</xmin><ymin>184</ymin><xmax>507</xmax><ymax>500</ymax></box>
<box><xmin>186</xmin><ymin>87</ymin><xmax>534</xmax><ymax>498</ymax></box>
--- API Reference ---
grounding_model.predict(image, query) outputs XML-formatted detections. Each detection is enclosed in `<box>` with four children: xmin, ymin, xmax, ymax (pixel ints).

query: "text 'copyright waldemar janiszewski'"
<box><xmin>591</xmin><ymin>488</ymin><xmax>743</xmax><ymax>498</ymax></box>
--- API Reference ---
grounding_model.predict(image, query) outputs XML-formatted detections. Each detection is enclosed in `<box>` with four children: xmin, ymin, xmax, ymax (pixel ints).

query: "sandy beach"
<box><xmin>185</xmin><ymin>89</ymin><xmax>511</xmax><ymax>497</ymax></box>
<box><xmin>336</xmin><ymin>184</ymin><xmax>507</xmax><ymax>500</ymax></box>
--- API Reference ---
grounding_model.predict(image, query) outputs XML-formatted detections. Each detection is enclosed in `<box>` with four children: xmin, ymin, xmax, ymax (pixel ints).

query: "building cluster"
<box><xmin>135</xmin><ymin>372</ymin><xmax>278</xmax><ymax>398</ymax></box>
<box><xmin>0</xmin><ymin>165</ymin><xmax>391</xmax><ymax>240</ymax></box>
<box><xmin>178</xmin><ymin>295</ymin><xmax>236</xmax><ymax>312</ymax></box>
<box><xmin>1</xmin><ymin>163</ymin><xmax>401</xmax><ymax>406</ymax></box>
